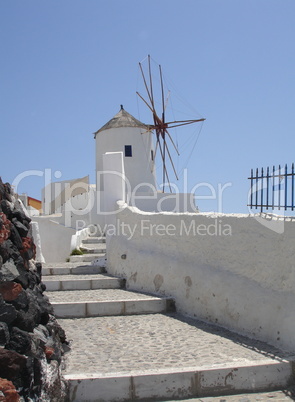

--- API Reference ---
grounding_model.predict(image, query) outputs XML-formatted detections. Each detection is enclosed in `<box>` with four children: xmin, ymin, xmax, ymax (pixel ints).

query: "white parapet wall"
<box><xmin>107</xmin><ymin>204</ymin><xmax>295</xmax><ymax>352</ymax></box>
<box><xmin>33</xmin><ymin>216</ymin><xmax>76</xmax><ymax>263</ymax></box>
<box><xmin>70</xmin><ymin>227</ymin><xmax>89</xmax><ymax>252</ymax></box>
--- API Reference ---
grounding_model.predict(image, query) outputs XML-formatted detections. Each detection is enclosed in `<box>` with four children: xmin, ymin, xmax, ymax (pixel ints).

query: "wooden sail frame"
<box><xmin>136</xmin><ymin>55</ymin><xmax>205</xmax><ymax>193</ymax></box>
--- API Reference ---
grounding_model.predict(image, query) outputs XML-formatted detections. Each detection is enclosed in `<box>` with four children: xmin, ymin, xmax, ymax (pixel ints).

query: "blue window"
<box><xmin>125</xmin><ymin>145</ymin><xmax>132</xmax><ymax>157</ymax></box>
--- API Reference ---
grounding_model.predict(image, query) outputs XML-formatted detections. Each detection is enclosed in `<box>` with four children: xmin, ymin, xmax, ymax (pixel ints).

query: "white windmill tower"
<box><xmin>92</xmin><ymin>56</ymin><xmax>205</xmax><ymax>224</ymax></box>
<box><xmin>94</xmin><ymin>105</ymin><xmax>157</xmax><ymax>199</ymax></box>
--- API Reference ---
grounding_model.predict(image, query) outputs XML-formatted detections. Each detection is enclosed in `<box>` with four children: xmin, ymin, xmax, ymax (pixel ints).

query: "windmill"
<box><xmin>136</xmin><ymin>55</ymin><xmax>205</xmax><ymax>193</ymax></box>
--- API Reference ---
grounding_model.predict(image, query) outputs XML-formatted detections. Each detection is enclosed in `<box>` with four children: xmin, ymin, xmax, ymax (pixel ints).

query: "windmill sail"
<box><xmin>136</xmin><ymin>55</ymin><xmax>205</xmax><ymax>193</ymax></box>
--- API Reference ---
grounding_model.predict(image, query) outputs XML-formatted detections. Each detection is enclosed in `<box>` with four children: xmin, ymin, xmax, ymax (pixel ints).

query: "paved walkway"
<box><xmin>48</xmin><ymin>288</ymin><xmax>166</xmax><ymax>303</ymax></box>
<box><xmin>43</xmin><ymin>273</ymin><xmax>108</xmax><ymax>281</ymax></box>
<box><xmin>45</xmin><ymin>237</ymin><xmax>295</xmax><ymax>400</ymax></box>
<box><xmin>59</xmin><ymin>313</ymin><xmax>292</xmax><ymax>376</ymax></box>
<box><xmin>43</xmin><ymin>262</ymin><xmax>90</xmax><ymax>268</ymax></box>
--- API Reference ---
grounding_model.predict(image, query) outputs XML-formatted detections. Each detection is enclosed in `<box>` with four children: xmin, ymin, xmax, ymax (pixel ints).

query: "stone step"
<box><xmin>80</xmin><ymin>245</ymin><xmax>106</xmax><ymax>254</ymax></box>
<box><xmin>42</xmin><ymin>264</ymin><xmax>106</xmax><ymax>276</ymax></box>
<box><xmin>82</xmin><ymin>237</ymin><xmax>106</xmax><ymax>244</ymax></box>
<box><xmin>59</xmin><ymin>313</ymin><xmax>295</xmax><ymax>401</ymax></box>
<box><xmin>65</xmin><ymin>363</ymin><xmax>294</xmax><ymax>402</ymax></box>
<box><xmin>47</xmin><ymin>289</ymin><xmax>175</xmax><ymax>318</ymax></box>
<box><xmin>43</xmin><ymin>274</ymin><xmax>125</xmax><ymax>291</ymax></box>
<box><xmin>69</xmin><ymin>253</ymin><xmax>105</xmax><ymax>263</ymax></box>
<box><xmin>169</xmin><ymin>387</ymin><xmax>295</xmax><ymax>401</ymax></box>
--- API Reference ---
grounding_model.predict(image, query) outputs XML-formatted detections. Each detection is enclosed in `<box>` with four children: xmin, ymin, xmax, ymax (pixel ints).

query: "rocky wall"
<box><xmin>0</xmin><ymin>178</ymin><xmax>67</xmax><ymax>401</ymax></box>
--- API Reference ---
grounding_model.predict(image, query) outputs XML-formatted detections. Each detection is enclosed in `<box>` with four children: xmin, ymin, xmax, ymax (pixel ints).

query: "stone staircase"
<box><xmin>43</xmin><ymin>236</ymin><xmax>295</xmax><ymax>402</ymax></box>
<box><xmin>68</xmin><ymin>236</ymin><xmax>107</xmax><ymax>263</ymax></box>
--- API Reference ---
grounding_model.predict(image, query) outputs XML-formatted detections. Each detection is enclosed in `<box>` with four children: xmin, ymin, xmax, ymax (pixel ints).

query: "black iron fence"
<box><xmin>248</xmin><ymin>163</ymin><xmax>295</xmax><ymax>212</ymax></box>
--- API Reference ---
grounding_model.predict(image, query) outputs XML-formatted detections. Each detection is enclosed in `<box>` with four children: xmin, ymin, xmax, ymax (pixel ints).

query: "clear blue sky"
<box><xmin>1</xmin><ymin>0</ymin><xmax>295</xmax><ymax>213</ymax></box>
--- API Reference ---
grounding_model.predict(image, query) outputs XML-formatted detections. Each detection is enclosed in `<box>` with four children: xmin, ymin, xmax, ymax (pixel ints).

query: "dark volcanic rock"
<box><xmin>0</xmin><ymin>200</ymin><xmax>13</xmax><ymax>220</ymax></box>
<box><xmin>0</xmin><ymin>241</ymin><xmax>22</xmax><ymax>266</ymax></box>
<box><xmin>14</xmin><ymin>296</ymin><xmax>41</xmax><ymax>332</ymax></box>
<box><xmin>0</xmin><ymin>281</ymin><xmax>23</xmax><ymax>301</ymax></box>
<box><xmin>0</xmin><ymin>177</ymin><xmax>67</xmax><ymax>401</ymax></box>
<box><xmin>0</xmin><ymin>322</ymin><xmax>10</xmax><ymax>346</ymax></box>
<box><xmin>10</xmin><ymin>288</ymin><xmax>29</xmax><ymax>310</ymax></box>
<box><xmin>0</xmin><ymin>180</ymin><xmax>6</xmax><ymax>201</ymax></box>
<box><xmin>4</xmin><ymin>182</ymin><xmax>13</xmax><ymax>198</ymax></box>
<box><xmin>7</xmin><ymin>327</ymin><xmax>32</xmax><ymax>355</ymax></box>
<box><xmin>9</xmin><ymin>223</ymin><xmax>23</xmax><ymax>250</ymax></box>
<box><xmin>0</xmin><ymin>377</ymin><xmax>20</xmax><ymax>402</ymax></box>
<box><xmin>12</xmin><ymin>217</ymin><xmax>29</xmax><ymax>238</ymax></box>
<box><xmin>0</xmin><ymin>259</ymin><xmax>19</xmax><ymax>281</ymax></box>
<box><xmin>13</xmin><ymin>267</ymin><xmax>30</xmax><ymax>289</ymax></box>
<box><xmin>20</xmin><ymin>236</ymin><xmax>36</xmax><ymax>262</ymax></box>
<box><xmin>46</xmin><ymin>315</ymin><xmax>67</xmax><ymax>344</ymax></box>
<box><xmin>0</xmin><ymin>212</ymin><xmax>11</xmax><ymax>245</ymax></box>
<box><xmin>0</xmin><ymin>348</ymin><xmax>26</xmax><ymax>381</ymax></box>
<box><xmin>12</xmin><ymin>201</ymin><xmax>31</xmax><ymax>224</ymax></box>
<box><xmin>0</xmin><ymin>299</ymin><xmax>17</xmax><ymax>325</ymax></box>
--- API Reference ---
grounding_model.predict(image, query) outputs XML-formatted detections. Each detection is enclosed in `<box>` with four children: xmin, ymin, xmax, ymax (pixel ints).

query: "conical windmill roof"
<box><xmin>94</xmin><ymin>105</ymin><xmax>149</xmax><ymax>137</ymax></box>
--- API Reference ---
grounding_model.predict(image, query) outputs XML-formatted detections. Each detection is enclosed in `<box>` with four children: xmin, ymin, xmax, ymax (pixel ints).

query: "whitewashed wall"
<box><xmin>42</xmin><ymin>176</ymin><xmax>89</xmax><ymax>215</ymax></box>
<box><xmin>132</xmin><ymin>192</ymin><xmax>198</xmax><ymax>213</ymax></box>
<box><xmin>33</xmin><ymin>216</ymin><xmax>75</xmax><ymax>263</ymax></box>
<box><xmin>96</xmin><ymin>126</ymin><xmax>156</xmax><ymax>193</ymax></box>
<box><xmin>107</xmin><ymin>205</ymin><xmax>295</xmax><ymax>352</ymax></box>
<box><xmin>61</xmin><ymin>189</ymin><xmax>95</xmax><ymax>229</ymax></box>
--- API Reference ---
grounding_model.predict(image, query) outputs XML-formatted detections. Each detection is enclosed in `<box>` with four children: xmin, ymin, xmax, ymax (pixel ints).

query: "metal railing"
<box><xmin>248</xmin><ymin>163</ymin><xmax>295</xmax><ymax>212</ymax></box>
